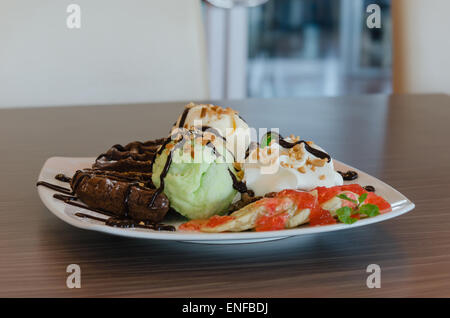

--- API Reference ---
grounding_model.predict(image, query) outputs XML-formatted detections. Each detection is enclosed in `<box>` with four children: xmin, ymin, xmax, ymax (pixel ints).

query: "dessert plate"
<box><xmin>37</xmin><ymin>157</ymin><xmax>415</xmax><ymax>244</ymax></box>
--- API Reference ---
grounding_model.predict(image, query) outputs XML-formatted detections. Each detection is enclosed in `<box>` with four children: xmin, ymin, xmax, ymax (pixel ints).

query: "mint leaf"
<box><xmin>360</xmin><ymin>204</ymin><xmax>379</xmax><ymax>217</ymax></box>
<box><xmin>261</xmin><ymin>133</ymin><xmax>272</xmax><ymax>148</ymax></box>
<box><xmin>337</xmin><ymin>194</ymin><xmax>358</xmax><ymax>205</ymax></box>
<box><xmin>336</xmin><ymin>207</ymin><xmax>358</xmax><ymax>224</ymax></box>
<box><xmin>359</xmin><ymin>204</ymin><xmax>380</xmax><ymax>217</ymax></box>
<box><xmin>336</xmin><ymin>206</ymin><xmax>352</xmax><ymax>217</ymax></box>
<box><xmin>358</xmin><ymin>193</ymin><xmax>368</xmax><ymax>205</ymax></box>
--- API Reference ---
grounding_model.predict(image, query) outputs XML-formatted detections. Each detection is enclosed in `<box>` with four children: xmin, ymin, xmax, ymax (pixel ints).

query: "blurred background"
<box><xmin>204</xmin><ymin>0</ymin><xmax>392</xmax><ymax>99</ymax></box>
<box><xmin>0</xmin><ymin>0</ymin><xmax>448</xmax><ymax>108</ymax></box>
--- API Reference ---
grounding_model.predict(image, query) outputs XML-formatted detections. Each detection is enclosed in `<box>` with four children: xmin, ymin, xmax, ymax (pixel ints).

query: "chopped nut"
<box><xmin>166</xmin><ymin>143</ymin><xmax>174</xmax><ymax>150</ymax></box>
<box><xmin>310</xmin><ymin>158</ymin><xmax>327</xmax><ymax>167</ymax></box>
<box><xmin>297</xmin><ymin>166</ymin><xmax>306</xmax><ymax>173</ymax></box>
<box><xmin>200</xmin><ymin>107</ymin><xmax>206</xmax><ymax>118</ymax></box>
<box><xmin>288</xmin><ymin>143</ymin><xmax>304</xmax><ymax>161</ymax></box>
<box><xmin>306</xmin><ymin>159</ymin><xmax>316</xmax><ymax>171</ymax></box>
<box><xmin>200</xmin><ymin>138</ymin><xmax>209</xmax><ymax>146</ymax></box>
<box><xmin>293</xmin><ymin>144</ymin><xmax>302</xmax><ymax>152</ymax></box>
<box><xmin>251</xmin><ymin>148</ymin><xmax>260</xmax><ymax>161</ymax></box>
<box><xmin>270</xmin><ymin>157</ymin><xmax>277</xmax><ymax>167</ymax></box>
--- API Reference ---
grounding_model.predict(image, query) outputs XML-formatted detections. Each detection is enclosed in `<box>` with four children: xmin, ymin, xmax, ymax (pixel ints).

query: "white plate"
<box><xmin>37</xmin><ymin>157</ymin><xmax>415</xmax><ymax>244</ymax></box>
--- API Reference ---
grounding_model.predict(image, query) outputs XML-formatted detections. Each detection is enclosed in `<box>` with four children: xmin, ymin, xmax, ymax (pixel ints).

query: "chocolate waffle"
<box><xmin>36</xmin><ymin>138</ymin><xmax>173</xmax><ymax>227</ymax></box>
<box><xmin>70</xmin><ymin>169</ymin><xmax>170</xmax><ymax>223</ymax></box>
<box><xmin>77</xmin><ymin>168</ymin><xmax>154</xmax><ymax>188</ymax></box>
<box><xmin>93</xmin><ymin>138</ymin><xmax>166</xmax><ymax>172</ymax></box>
<box><xmin>62</xmin><ymin>138</ymin><xmax>172</xmax><ymax>223</ymax></box>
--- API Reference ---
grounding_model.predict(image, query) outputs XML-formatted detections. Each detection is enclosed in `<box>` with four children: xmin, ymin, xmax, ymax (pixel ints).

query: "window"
<box><xmin>204</xmin><ymin>0</ymin><xmax>392</xmax><ymax>99</ymax></box>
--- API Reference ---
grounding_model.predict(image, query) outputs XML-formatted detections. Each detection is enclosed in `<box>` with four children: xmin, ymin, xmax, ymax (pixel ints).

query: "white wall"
<box><xmin>0</xmin><ymin>0</ymin><xmax>209</xmax><ymax>108</ymax></box>
<box><xmin>393</xmin><ymin>0</ymin><xmax>450</xmax><ymax>94</ymax></box>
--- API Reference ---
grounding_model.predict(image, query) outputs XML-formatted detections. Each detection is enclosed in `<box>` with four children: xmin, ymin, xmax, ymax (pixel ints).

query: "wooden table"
<box><xmin>0</xmin><ymin>94</ymin><xmax>449</xmax><ymax>297</ymax></box>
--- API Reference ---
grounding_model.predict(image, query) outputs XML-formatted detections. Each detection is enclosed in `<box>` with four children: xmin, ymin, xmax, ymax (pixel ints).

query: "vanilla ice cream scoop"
<box><xmin>243</xmin><ymin>132</ymin><xmax>343</xmax><ymax>196</ymax></box>
<box><xmin>172</xmin><ymin>103</ymin><xmax>251</xmax><ymax>161</ymax></box>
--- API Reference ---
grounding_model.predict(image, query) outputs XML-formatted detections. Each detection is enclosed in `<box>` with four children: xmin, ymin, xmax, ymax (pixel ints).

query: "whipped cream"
<box><xmin>172</xmin><ymin>103</ymin><xmax>251</xmax><ymax>161</ymax></box>
<box><xmin>243</xmin><ymin>136</ymin><xmax>343</xmax><ymax>196</ymax></box>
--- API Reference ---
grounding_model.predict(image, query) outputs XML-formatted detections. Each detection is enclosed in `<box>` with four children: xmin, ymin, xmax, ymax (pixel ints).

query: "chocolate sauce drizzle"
<box><xmin>104</xmin><ymin>217</ymin><xmax>175</xmax><ymax>231</ymax></box>
<box><xmin>178</xmin><ymin>106</ymin><xmax>192</xmax><ymax>128</ymax></box>
<box><xmin>244</xmin><ymin>142</ymin><xmax>258</xmax><ymax>159</ymax></box>
<box><xmin>53</xmin><ymin>193</ymin><xmax>115</xmax><ymax>216</ymax></box>
<box><xmin>263</xmin><ymin>131</ymin><xmax>331</xmax><ymax>162</ymax></box>
<box><xmin>74</xmin><ymin>213</ymin><xmax>107</xmax><ymax>223</ymax></box>
<box><xmin>228</xmin><ymin>169</ymin><xmax>248</xmax><ymax>194</ymax></box>
<box><xmin>55</xmin><ymin>174</ymin><xmax>71</xmax><ymax>183</ymax></box>
<box><xmin>123</xmin><ymin>183</ymin><xmax>135</xmax><ymax>218</ymax></box>
<box><xmin>36</xmin><ymin>181</ymin><xmax>73</xmax><ymax>195</ymax></box>
<box><xmin>149</xmin><ymin>148</ymin><xmax>173</xmax><ymax>208</ymax></box>
<box><xmin>363</xmin><ymin>185</ymin><xmax>375</xmax><ymax>192</ymax></box>
<box><xmin>53</xmin><ymin>193</ymin><xmax>78</xmax><ymax>202</ymax></box>
<box><xmin>74</xmin><ymin>213</ymin><xmax>175</xmax><ymax>231</ymax></box>
<box><xmin>337</xmin><ymin>170</ymin><xmax>359</xmax><ymax>181</ymax></box>
<box><xmin>198</xmin><ymin>126</ymin><xmax>227</xmax><ymax>142</ymax></box>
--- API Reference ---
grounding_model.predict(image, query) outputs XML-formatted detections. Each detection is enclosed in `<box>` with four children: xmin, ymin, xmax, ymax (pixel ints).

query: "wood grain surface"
<box><xmin>0</xmin><ymin>94</ymin><xmax>449</xmax><ymax>297</ymax></box>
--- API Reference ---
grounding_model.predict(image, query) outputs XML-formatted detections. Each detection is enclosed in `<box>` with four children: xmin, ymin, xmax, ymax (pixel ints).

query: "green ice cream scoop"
<box><xmin>151</xmin><ymin>139</ymin><xmax>238</xmax><ymax>220</ymax></box>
